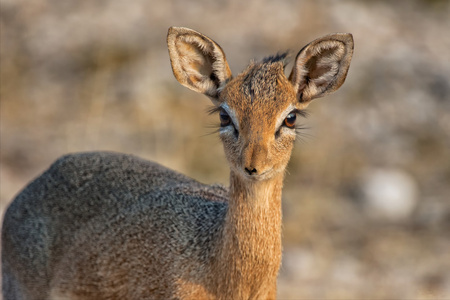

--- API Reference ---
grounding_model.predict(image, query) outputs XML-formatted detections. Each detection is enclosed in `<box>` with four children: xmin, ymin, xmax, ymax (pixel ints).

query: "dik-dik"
<box><xmin>2</xmin><ymin>27</ymin><xmax>353</xmax><ymax>299</ymax></box>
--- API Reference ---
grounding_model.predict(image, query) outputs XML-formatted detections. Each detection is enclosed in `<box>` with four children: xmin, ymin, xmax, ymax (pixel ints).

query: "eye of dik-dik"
<box><xmin>283</xmin><ymin>111</ymin><xmax>297</xmax><ymax>129</ymax></box>
<box><xmin>219</xmin><ymin>108</ymin><xmax>232</xmax><ymax>128</ymax></box>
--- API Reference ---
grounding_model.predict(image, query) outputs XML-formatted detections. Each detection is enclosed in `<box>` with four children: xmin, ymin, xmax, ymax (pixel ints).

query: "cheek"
<box><xmin>220</xmin><ymin>134</ymin><xmax>241</xmax><ymax>164</ymax></box>
<box><xmin>270</xmin><ymin>136</ymin><xmax>295</xmax><ymax>167</ymax></box>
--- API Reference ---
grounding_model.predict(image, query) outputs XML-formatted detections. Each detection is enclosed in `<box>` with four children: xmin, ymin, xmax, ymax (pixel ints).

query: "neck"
<box><xmin>212</xmin><ymin>170</ymin><xmax>284</xmax><ymax>298</ymax></box>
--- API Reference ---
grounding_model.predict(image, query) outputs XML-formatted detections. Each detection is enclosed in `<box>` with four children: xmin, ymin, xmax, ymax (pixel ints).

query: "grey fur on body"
<box><xmin>2</xmin><ymin>152</ymin><xmax>228</xmax><ymax>299</ymax></box>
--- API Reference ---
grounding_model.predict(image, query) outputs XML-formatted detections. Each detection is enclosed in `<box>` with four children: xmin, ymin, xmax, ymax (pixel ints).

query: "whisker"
<box><xmin>295</xmin><ymin>131</ymin><xmax>314</xmax><ymax>139</ymax></box>
<box><xmin>200</xmin><ymin>122</ymin><xmax>221</xmax><ymax>138</ymax></box>
<box><xmin>204</xmin><ymin>123</ymin><xmax>221</xmax><ymax>129</ymax></box>
<box><xmin>294</xmin><ymin>124</ymin><xmax>314</xmax><ymax>144</ymax></box>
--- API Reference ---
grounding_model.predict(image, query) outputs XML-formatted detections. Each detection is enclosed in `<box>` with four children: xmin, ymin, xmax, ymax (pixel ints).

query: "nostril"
<box><xmin>245</xmin><ymin>167</ymin><xmax>257</xmax><ymax>175</ymax></box>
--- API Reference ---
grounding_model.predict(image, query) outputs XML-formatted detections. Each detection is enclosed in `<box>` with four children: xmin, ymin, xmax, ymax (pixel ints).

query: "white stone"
<box><xmin>361</xmin><ymin>168</ymin><xmax>419</xmax><ymax>222</ymax></box>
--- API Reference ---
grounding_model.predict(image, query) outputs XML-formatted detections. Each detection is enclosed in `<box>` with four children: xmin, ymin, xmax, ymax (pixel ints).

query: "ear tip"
<box><xmin>167</xmin><ymin>26</ymin><xmax>184</xmax><ymax>37</ymax></box>
<box><xmin>167</xmin><ymin>27</ymin><xmax>176</xmax><ymax>44</ymax></box>
<box><xmin>312</xmin><ymin>33</ymin><xmax>354</xmax><ymax>50</ymax></box>
<box><xmin>168</xmin><ymin>26</ymin><xmax>179</xmax><ymax>32</ymax></box>
<box><xmin>167</xmin><ymin>26</ymin><xmax>198</xmax><ymax>36</ymax></box>
<box><xmin>326</xmin><ymin>33</ymin><xmax>354</xmax><ymax>52</ymax></box>
<box><xmin>331</xmin><ymin>33</ymin><xmax>354</xmax><ymax>44</ymax></box>
<box><xmin>345</xmin><ymin>34</ymin><xmax>354</xmax><ymax>52</ymax></box>
<box><xmin>167</xmin><ymin>27</ymin><xmax>194</xmax><ymax>46</ymax></box>
<box><xmin>344</xmin><ymin>33</ymin><xmax>354</xmax><ymax>45</ymax></box>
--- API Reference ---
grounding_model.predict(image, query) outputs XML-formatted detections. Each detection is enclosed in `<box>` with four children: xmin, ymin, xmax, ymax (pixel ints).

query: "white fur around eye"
<box><xmin>275</xmin><ymin>105</ymin><xmax>297</xmax><ymax>130</ymax></box>
<box><xmin>219</xmin><ymin>103</ymin><xmax>239</xmax><ymax>132</ymax></box>
<box><xmin>219</xmin><ymin>125</ymin><xmax>235</xmax><ymax>135</ymax></box>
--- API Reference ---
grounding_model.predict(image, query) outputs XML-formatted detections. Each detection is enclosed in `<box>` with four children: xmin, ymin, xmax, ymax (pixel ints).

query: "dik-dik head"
<box><xmin>168</xmin><ymin>27</ymin><xmax>353</xmax><ymax>181</ymax></box>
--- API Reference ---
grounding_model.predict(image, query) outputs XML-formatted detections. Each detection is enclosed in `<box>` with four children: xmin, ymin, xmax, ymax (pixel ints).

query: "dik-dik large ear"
<box><xmin>167</xmin><ymin>27</ymin><xmax>232</xmax><ymax>100</ymax></box>
<box><xmin>289</xmin><ymin>33</ymin><xmax>353</xmax><ymax>107</ymax></box>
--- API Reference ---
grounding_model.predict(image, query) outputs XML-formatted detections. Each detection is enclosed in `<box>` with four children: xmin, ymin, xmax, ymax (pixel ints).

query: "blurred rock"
<box><xmin>360</xmin><ymin>168</ymin><xmax>419</xmax><ymax>222</ymax></box>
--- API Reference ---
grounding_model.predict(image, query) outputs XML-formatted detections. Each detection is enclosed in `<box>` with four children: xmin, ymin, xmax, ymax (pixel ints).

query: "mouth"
<box><xmin>242</xmin><ymin>169</ymin><xmax>273</xmax><ymax>181</ymax></box>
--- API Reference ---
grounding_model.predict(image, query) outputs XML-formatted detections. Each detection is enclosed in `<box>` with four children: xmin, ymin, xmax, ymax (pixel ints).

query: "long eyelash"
<box><xmin>292</xmin><ymin>109</ymin><xmax>309</xmax><ymax>118</ymax></box>
<box><xmin>203</xmin><ymin>106</ymin><xmax>224</xmax><ymax>137</ymax></box>
<box><xmin>206</xmin><ymin>105</ymin><xmax>222</xmax><ymax>115</ymax></box>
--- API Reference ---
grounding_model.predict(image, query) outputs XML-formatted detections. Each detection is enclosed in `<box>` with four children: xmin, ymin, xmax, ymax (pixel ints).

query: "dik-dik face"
<box><xmin>167</xmin><ymin>27</ymin><xmax>353</xmax><ymax>181</ymax></box>
<box><xmin>216</xmin><ymin>59</ymin><xmax>301</xmax><ymax>180</ymax></box>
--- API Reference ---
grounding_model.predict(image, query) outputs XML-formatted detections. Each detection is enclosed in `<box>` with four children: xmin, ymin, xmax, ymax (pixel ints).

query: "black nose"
<box><xmin>245</xmin><ymin>167</ymin><xmax>257</xmax><ymax>175</ymax></box>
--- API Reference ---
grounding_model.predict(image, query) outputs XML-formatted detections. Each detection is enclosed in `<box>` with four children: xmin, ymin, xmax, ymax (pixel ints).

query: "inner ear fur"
<box><xmin>289</xmin><ymin>33</ymin><xmax>354</xmax><ymax>106</ymax></box>
<box><xmin>167</xmin><ymin>27</ymin><xmax>232</xmax><ymax>99</ymax></box>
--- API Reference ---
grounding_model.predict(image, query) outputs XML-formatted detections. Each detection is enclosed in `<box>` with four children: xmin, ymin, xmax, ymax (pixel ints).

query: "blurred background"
<box><xmin>1</xmin><ymin>0</ymin><xmax>450</xmax><ymax>298</ymax></box>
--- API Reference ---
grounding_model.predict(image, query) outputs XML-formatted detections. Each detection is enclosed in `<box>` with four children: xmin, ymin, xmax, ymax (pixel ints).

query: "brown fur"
<box><xmin>2</xmin><ymin>27</ymin><xmax>353</xmax><ymax>299</ymax></box>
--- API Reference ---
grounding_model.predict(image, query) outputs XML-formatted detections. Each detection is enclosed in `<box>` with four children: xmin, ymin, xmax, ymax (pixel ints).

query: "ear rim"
<box><xmin>167</xmin><ymin>26</ymin><xmax>232</xmax><ymax>99</ymax></box>
<box><xmin>289</xmin><ymin>33</ymin><xmax>354</xmax><ymax>106</ymax></box>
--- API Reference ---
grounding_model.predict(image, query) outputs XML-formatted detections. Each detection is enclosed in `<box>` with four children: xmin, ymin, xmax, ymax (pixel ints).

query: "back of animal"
<box><xmin>2</xmin><ymin>152</ymin><xmax>228</xmax><ymax>299</ymax></box>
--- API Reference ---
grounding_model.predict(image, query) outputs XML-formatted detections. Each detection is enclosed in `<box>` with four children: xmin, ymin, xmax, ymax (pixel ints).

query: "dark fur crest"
<box><xmin>261</xmin><ymin>52</ymin><xmax>290</xmax><ymax>67</ymax></box>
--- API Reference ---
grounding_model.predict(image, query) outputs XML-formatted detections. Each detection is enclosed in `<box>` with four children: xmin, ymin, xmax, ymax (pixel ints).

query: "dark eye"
<box><xmin>220</xmin><ymin>109</ymin><xmax>231</xmax><ymax>127</ymax></box>
<box><xmin>283</xmin><ymin>112</ymin><xmax>296</xmax><ymax>129</ymax></box>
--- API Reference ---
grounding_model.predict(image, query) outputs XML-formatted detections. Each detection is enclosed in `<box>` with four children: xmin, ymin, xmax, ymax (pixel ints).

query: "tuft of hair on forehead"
<box><xmin>261</xmin><ymin>51</ymin><xmax>290</xmax><ymax>67</ymax></box>
<box><xmin>230</xmin><ymin>52</ymin><xmax>292</xmax><ymax>104</ymax></box>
